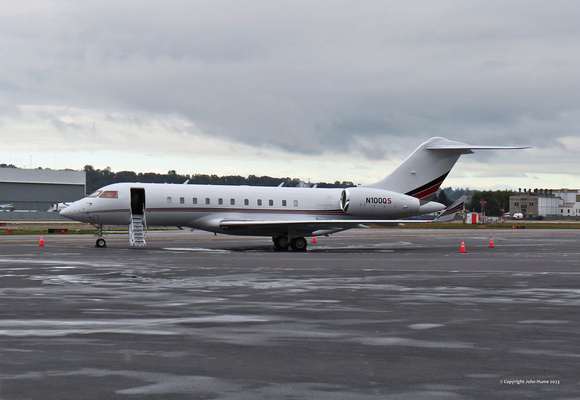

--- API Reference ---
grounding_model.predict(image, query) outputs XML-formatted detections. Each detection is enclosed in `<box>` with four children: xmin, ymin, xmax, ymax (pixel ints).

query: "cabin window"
<box><xmin>230</xmin><ymin>198</ymin><xmax>235</xmax><ymax>205</ymax></box>
<box><xmin>282</xmin><ymin>200</ymin><xmax>287</xmax><ymax>206</ymax></box>
<box><xmin>193</xmin><ymin>197</ymin><xmax>198</xmax><ymax>204</ymax></box>
<box><xmin>257</xmin><ymin>199</ymin><xmax>262</xmax><ymax>206</ymax></box>
<box><xmin>99</xmin><ymin>190</ymin><xmax>118</xmax><ymax>199</ymax></box>
<box><xmin>218</xmin><ymin>198</ymin><xmax>223</xmax><ymax>205</ymax></box>
<box><xmin>205</xmin><ymin>198</ymin><xmax>210</xmax><ymax>205</ymax></box>
<box><xmin>294</xmin><ymin>200</ymin><xmax>299</xmax><ymax>207</ymax></box>
<box><xmin>167</xmin><ymin>197</ymin><xmax>172</xmax><ymax>204</ymax></box>
<box><xmin>269</xmin><ymin>199</ymin><xmax>274</xmax><ymax>206</ymax></box>
<box><xmin>244</xmin><ymin>199</ymin><xmax>249</xmax><ymax>206</ymax></box>
<box><xmin>180</xmin><ymin>197</ymin><xmax>185</xmax><ymax>204</ymax></box>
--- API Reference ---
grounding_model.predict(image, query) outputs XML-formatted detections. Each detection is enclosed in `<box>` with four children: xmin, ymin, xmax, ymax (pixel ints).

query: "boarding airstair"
<box><xmin>129</xmin><ymin>213</ymin><xmax>147</xmax><ymax>247</ymax></box>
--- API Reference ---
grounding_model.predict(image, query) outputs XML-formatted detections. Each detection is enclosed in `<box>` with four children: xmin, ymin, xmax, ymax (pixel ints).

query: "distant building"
<box><xmin>0</xmin><ymin>168</ymin><xmax>85</xmax><ymax>218</ymax></box>
<box><xmin>510</xmin><ymin>188</ymin><xmax>580</xmax><ymax>218</ymax></box>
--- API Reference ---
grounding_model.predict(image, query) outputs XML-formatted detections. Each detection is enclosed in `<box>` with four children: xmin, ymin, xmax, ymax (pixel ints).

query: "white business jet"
<box><xmin>60</xmin><ymin>137</ymin><xmax>527</xmax><ymax>250</ymax></box>
<box><xmin>0</xmin><ymin>203</ymin><xmax>15</xmax><ymax>211</ymax></box>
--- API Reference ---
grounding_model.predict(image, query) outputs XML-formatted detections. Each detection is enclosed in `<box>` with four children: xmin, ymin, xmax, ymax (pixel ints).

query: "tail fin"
<box><xmin>433</xmin><ymin>195</ymin><xmax>467</xmax><ymax>222</ymax></box>
<box><xmin>366</xmin><ymin>137</ymin><xmax>528</xmax><ymax>203</ymax></box>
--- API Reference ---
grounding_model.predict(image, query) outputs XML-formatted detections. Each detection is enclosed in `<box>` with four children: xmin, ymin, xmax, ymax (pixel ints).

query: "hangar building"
<box><xmin>510</xmin><ymin>188</ymin><xmax>580</xmax><ymax>218</ymax></box>
<box><xmin>0</xmin><ymin>168</ymin><xmax>85</xmax><ymax>219</ymax></box>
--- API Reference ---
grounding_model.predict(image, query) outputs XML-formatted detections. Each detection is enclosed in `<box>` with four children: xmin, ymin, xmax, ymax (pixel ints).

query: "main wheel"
<box><xmin>273</xmin><ymin>235</ymin><xmax>289</xmax><ymax>251</ymax></box>
<box><xmin>290</xmin><ymin>237</ymin><xmax>307</xmax><ymax>251</ymax></box>
<box><xmin>95</xmin><ymin>238</ymin><xmax>107</xmax><ymax>248</ymax></box>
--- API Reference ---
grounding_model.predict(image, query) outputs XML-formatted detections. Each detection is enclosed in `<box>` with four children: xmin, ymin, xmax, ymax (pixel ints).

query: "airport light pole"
<box><xmin>480</xmin><ymin>199</ymin><xmax>487</xmax><ymax>224</ymax></box>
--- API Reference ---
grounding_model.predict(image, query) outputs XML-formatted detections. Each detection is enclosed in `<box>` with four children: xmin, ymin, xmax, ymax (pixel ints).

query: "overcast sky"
<box><xmin>1</xmin><ymin>1</ymin><xmax>579</xmax><ymax>189</ymax></box>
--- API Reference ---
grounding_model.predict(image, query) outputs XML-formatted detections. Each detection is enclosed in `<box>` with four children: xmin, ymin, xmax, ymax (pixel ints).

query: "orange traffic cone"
<box><xmin>39</xmin><ymin>234</ymin><xmax>45</xmax><ymax>246</ymax></box>
<box><xmin>312</xmin><ymin>237</ymin><xmax>317</xmax><ymax>243</ymax></box>
<box><xmin>460</xmin><ymin>239</ymin><xmax>466</xmax><ymax>253</ymax></box>
<box><xmin>489</xmin><ymin>236</ymin><xmax>494</xmax><ymax>248</ymax></box>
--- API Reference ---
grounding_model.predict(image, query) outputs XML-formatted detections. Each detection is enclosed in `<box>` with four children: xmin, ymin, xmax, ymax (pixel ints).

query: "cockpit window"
<box><xmin>99</xmin><ymin>191</ymin><xmax>118</xmax><ymax>199</ymax></box>
<box><xmin>87</xmin><ymin>190</ymin><xmax>102</xmax><ymax>198</ymax></box>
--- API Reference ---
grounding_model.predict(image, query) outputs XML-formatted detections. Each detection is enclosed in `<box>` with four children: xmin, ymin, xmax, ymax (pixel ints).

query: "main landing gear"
<box><xmin>94</xmin><ymin>224</ymin><xmax>107</xmax><ymax>248</ymax></box>
<box><xmin>272</xmin><ymin>235</ymin><xmax>307</xmax><ymax>252</ymax></box>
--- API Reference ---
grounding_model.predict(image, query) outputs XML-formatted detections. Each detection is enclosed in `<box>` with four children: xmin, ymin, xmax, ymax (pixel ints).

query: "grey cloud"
<box><xmin>2</xmin><ymin>1</ymin><xmax>580</xmax><ymax>162</ymax></box>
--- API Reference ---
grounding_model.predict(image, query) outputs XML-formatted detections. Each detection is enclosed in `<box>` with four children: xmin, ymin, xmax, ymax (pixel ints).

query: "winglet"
<box><xmin>433</xmin><ymin>195</ymin><xmax>467</xmax><ymax>222</ymax></box>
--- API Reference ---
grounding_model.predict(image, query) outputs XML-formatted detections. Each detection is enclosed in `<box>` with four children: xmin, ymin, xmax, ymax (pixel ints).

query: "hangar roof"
<box><xmin>0</xmin><ymin>168</ymin><xmax>85</xmax><ymax>185</ymax></box>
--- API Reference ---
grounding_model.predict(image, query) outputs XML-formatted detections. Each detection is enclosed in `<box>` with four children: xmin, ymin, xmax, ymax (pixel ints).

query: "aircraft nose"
<box><xmin>59</xmin><ymin>205</ymin><xmax>72</xmax><ymax>218</ymax></box>
<box><xmin>59</xmin><ymin>202</ymin><xmax>79</xmax><ymax>219</ymax></box>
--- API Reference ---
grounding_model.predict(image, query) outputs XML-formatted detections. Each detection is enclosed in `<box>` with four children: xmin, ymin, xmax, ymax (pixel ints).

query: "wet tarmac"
<box><xmin>0</xmin><ymin>229</ymin><xmax>579</xmax><ymax>399</ymax></box>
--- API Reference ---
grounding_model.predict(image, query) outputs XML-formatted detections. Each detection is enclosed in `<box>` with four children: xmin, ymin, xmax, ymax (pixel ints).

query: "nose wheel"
<box><xmin>94</xmin><ymin>224</ymin><xmax>107</xmax><ymax>248</ymax></box>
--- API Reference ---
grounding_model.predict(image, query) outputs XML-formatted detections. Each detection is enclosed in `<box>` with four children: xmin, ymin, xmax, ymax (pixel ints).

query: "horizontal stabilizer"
<box><xmin>426</xmin><ymin>141</ymin><xmax>530</xmax><ymax>151</ymax></box>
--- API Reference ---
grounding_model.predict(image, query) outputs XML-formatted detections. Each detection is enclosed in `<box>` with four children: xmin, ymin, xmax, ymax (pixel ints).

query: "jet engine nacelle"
<box><xmin>340</xmin><ymin>188</ymin><xmax>420</xmax><ymax>218</ymax></box>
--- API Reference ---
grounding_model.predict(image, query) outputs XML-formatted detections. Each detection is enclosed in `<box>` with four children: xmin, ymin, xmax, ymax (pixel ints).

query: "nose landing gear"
<box><xmin>94</xmin><ymin>224</ymin><xmax>107</xmax><ymax>248</ymax></box>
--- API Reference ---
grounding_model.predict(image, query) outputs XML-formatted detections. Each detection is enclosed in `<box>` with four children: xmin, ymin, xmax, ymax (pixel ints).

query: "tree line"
<box><xmin>83</xmin><ymin>165</ymin><xmax>356</xmax><ymax>194</ymax></box>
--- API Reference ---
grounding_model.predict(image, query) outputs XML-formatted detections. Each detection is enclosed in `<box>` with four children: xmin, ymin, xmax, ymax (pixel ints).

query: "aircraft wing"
<box><xmin>219</xmin><ymin>218</ymin><xmax>431</xmax><ymax>236</ymax></box>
